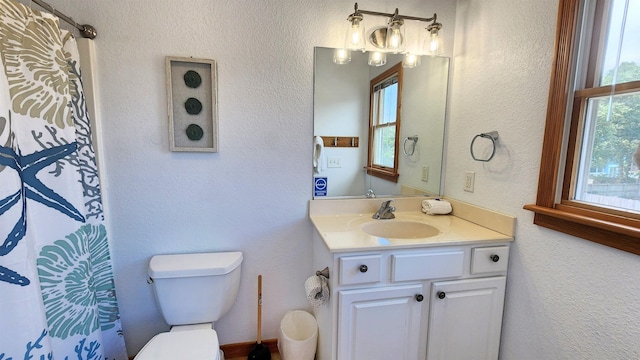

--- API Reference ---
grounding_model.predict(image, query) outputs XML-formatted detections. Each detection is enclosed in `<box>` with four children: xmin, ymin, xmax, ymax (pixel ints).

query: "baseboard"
<box><xmin>221</xmin><ymin>338</ymin><xmax>279</xmax><ymax>357</ymax></box>
<box><xmin>128</xmin><ymin>338</ymin><xmax>278</xmax><ymax>359</ymax></box>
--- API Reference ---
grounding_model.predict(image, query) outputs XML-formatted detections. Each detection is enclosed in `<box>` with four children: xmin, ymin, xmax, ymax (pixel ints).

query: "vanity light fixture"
<box><xmin>384</xmin><ymin>9</ymin><xmax>405</xmax><ymax>53</ymax></box>
<box><xmin>336</xmin><ymin>2</ymin><xmax>443</xmax><ymax>66</ymax></box>
<box><xmin>333</xmin><ymin>48</ymin><xmax>352</xmax><ymax>64</ymax></box>
<box><xmin>368</xmin><ymin>51</ymin><xmax>387</xmax><ymax>67</ymax></box>
<box><xmin>425</xmin><ymin>20</ymin><xmax>443</xmax><ymax>56</ymax></box>
<box><xmin>402</xmin><ymin>53</ymin><xmax>420</xmax><ymax>68</ymax></box>
<box><xmin>345</xmin><ymin>5</ymin><xmax>366</xmax><ymax>52</ymax></box>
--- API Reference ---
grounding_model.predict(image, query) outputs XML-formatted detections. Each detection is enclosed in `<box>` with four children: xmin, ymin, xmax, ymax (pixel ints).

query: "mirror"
<box><xmin>313</xmin><ymin>47</ymin><xmax>449</xmax><ymax>198</ymax></box>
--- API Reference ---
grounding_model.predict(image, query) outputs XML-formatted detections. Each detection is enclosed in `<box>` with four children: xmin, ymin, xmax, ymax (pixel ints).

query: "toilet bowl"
<box><xmin>134</xmin><ymin>252</ymin><xmax>243</xmax><ymax>360</ymax></box>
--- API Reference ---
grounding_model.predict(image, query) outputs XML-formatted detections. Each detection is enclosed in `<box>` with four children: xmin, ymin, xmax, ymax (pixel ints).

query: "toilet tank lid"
<box><xmin>149</xmin><ymin>252</ymin><xmax>243</xmax><ymax>279</ymax></box>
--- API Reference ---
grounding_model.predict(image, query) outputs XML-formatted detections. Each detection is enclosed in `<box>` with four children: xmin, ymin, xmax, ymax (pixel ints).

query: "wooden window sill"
<box><xmin>365</xmin><ymin>166</ymin><xmax>399</xmax><ymax>183</ymax></box>
<box><xmin>523</xmin><ymin>204</ymin><xmax>640</xmax><ymax>255</ymax></box>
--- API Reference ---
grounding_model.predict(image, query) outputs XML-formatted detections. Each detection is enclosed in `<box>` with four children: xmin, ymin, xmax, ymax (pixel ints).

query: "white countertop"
<box><xmin>310</xmin><ymin>211</ymin><xmax>514</xmax><ymax>252</ymax></box>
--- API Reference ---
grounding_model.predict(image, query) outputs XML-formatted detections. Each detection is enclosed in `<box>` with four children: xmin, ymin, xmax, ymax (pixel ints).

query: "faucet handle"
<box><xmin>366</xmin><ymin>189</ymin><xmax>376</xmax><ymax>198</ymax></box>
<box><xmin>385</xmin><ymin>200</ymin><xmax>396</xmax><ymax>216</ymax></box>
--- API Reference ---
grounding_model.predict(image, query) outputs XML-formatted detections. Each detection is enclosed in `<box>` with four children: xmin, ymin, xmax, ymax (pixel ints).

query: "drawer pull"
<box><xmin>415</xmin><ymin>294</ymin><xmax>424</xmax><ymax>302</ymax></box>
<box><xmin>359</xmin><ymin>265</ymin><xmax>368</xmax><ymax>273</ymax></box>
<box><xmin>490</xmin><ymin>254</ymin><xmax>500</xmax><ymax>262</ymax></box>
<box><xmin>437</xmin><ymin>291</ymin><xmax>446</xmax><ymax>299</ymax></box>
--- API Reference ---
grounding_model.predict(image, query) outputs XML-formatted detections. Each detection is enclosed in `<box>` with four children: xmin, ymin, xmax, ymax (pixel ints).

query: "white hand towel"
<box><xmin>422</xmin><ymin>199</ymin><xmax>452</xmax><ymax>215</ymax></box>
<box><xmin>313</xmin><ymin>136</ymin><xmax>324</xmax><ymax>174</ymax></box>
<box><xmin>305</xmin><ymin>275</ymin><xmax>329</xmax><ymax>307</ymax></box>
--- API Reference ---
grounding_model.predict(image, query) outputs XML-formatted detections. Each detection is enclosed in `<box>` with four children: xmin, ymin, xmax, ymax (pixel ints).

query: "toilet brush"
<box><xmin>248</xmin><ymin>275</ymin><xmax>271</xmax><ymax>360</ymax></box>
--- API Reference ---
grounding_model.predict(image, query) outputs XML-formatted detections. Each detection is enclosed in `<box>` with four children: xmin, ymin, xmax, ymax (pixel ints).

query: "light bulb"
<box><xmin>368</xmin><ymin>51</ymin><xmax>387</xmax><ymax>67</ymax></box>
<box><xmin>424</xmin><ymin>23</ymin><xmax>443</xmax><ymax>56</ymax></box>
<box><xmin>429</xmin><ymin>33</ymin><xmax>440</xmax><ymax>54</ymax></box>
<box><xmin>402</xmin><ymin>53</ymin><xmax>420</xmax><ymax>68</ymax></box>
<box><xmin>345</xmin><ymin>17</ymin><xmax>365</xmax><ymax>51</ymax></box>
<box><xmin>385</xmin><ymin>22</ymin><xmax>405</xmax><ymax>53</ymax></box>
<box><xmin>333</xmin><ymin>48</ymin><xmax>351</xmax><ymax>64</ymax></box>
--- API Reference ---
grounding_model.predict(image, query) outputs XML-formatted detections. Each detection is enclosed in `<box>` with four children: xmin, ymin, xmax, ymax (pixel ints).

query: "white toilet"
<box><xmin>134</xmin><ymin>251</ymin><xmax>243</xmax><ymax>360</ymax></box>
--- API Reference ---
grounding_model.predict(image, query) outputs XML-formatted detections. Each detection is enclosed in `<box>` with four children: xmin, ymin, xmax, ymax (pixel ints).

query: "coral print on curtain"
<box><xmin>0</xmin><ymin>0</ymin><xmax>127</xmax><ymax>359</ymax></box>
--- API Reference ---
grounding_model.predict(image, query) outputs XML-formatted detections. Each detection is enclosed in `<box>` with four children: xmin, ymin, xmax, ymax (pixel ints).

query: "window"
<box><xmin>525</xmin><ymin>0</ymin><xmax>640</xmax><ymax>255</ymax></box>
<box><xmin>367</xmin><ymin>62</ymin><xmax>403</xmax><ymax>182</ymax></box>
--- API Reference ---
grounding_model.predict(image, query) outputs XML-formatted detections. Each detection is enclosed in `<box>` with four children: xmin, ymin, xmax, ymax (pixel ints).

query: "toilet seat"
<box><xmin>134</xmin><ymin>328</ymin><xmax>220</xmax><ymax>360</ymax></box>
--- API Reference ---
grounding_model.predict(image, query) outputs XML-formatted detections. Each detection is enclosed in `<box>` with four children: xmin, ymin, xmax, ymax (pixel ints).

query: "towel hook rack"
<box><xmin>470</xmin><ymin>131</ymin><xmax>499</xmax><ymax>162</ymax></box>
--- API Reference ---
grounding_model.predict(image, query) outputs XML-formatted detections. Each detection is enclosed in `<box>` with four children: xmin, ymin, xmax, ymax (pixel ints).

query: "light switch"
<box><xmin>327</xmin><ymin>157</ymin><xmax>342</xmax><ymax>168</ymax></box>
<box><xmin>421</xmin><ymin>165</ymin><xmax>429</xmax><ymax>182</ymax></box>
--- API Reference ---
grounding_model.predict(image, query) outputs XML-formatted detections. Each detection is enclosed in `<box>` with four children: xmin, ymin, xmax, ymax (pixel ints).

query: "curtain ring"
<box><xmin>470</xmin><ymin>131</ymin><xmax>499</xmax><ymax>162</ymax></box>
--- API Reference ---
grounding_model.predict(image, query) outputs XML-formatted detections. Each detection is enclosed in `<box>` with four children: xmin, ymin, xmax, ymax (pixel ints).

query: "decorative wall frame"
<box><xmin>166</xmin><ymin>56</ymin><xmax>218</xmax><ymax>152</ymax></box>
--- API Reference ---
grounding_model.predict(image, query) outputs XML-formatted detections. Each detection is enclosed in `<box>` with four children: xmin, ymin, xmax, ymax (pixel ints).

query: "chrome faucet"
<box><xmin>372</xmin><ymin>200</ymin><xmax>395</xmax><ymax>219</ymax></box>
<box><xmin>365</xmin><ymin>189</ymin><xmax>376</xmax><ymax>198</ymax></box>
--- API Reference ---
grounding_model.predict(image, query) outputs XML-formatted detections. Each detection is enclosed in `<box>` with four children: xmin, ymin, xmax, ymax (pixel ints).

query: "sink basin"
<box><xmin>361</xmin><ymin>220</ymin><xmax>439</xmax><ymax>239</ymax></box>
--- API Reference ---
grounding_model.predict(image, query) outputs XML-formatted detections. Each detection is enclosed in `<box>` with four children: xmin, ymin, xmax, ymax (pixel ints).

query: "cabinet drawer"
<box><xmin>391</xmin><ymin>250</ymin><xmax>464</xmax><ymax>282</ymax></box>
<box><xmin>471</xmin><ymin>246</ymin><xmax>509</xmax><ymax>274</ymax></box>
<box><xmin>339</xmin><ymin>255</ymin><xmax>382</xmax><ymax>285</ymax></box>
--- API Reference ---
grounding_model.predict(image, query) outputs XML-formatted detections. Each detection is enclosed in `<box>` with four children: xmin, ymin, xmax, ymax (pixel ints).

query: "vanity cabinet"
<box><xmin>427</xmin><ymin>276</ymin><xmax>506</xmax><ymax>360</ymax></box>
<box><xmin>338</xmin><ymin>284</ymin><xmax>423</xmax><ymax>360</ymax></box>
<box><xmin>312</xmin><ymin>236</ymin><xmax>511</xmax><ymax>360</ymax></box>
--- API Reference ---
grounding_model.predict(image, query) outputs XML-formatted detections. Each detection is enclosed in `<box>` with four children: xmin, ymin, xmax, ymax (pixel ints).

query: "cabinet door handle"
<box><xmin>359</xmin><ymin>265</ymin><xmax>368</xmax><ymax>273</ymax></box>
<box><xmin>490</xmin><ymin>254</ymin><xmax>500</xmax><ymax>262</ymax></box>
<box><xmin>415</xmin><ymin>294</ymin><xmax>424</xmax><ymax>302</ymax></box>
<box><xmin>437</xmin><ymin>291</ymin><xmax>446</xmax><ymax>299</ymax></box>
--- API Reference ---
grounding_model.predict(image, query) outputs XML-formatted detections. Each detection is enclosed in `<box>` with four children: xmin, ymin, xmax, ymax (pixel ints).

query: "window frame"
<box><xmin>366</xmin><ymin>62</ymin><xmax>403</xmax><ymax>183</ymax></box>
<box><xmin>524</xmin><ymin>0</ymin><xmax>640</xmax><ymax>255</ymax></box>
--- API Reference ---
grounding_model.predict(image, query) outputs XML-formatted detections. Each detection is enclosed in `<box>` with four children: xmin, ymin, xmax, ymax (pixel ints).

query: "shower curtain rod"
<box><xmin>31</xmin><ymin>0</ymin><xmax>97</xmax><ymax>39</ymax></box>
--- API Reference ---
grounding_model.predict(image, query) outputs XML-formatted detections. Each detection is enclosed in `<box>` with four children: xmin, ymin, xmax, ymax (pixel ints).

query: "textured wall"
<box><xmin>447</xmin><ymin>1</ymin><xmax>640</xmax><ymax>359</ymax></box>
<box><xmin>50</xmin><ymin>0</ymin><xmax>456</xmax><ymax>355</ymax></box>
<box><xmin>34</xmin><ymin>0</ymin><xmax>640</xmax><ymax>358</ymax></box>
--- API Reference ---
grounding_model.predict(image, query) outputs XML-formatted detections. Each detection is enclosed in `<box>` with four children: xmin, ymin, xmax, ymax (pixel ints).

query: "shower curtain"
<box><xmin>0</xmin><ymin>0</ymin><xmax>127</xmax><ymax>359</ymax></box>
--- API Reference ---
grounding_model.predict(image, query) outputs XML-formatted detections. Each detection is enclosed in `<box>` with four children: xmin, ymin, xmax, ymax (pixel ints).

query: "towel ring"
<box><xmin>403</xmin><ymin>135</ymin><xmax>419</xmax><ymax>156</ymax></box>
<box><xmin>470</xmin><ymin>131</ymin><xmax>499</xmax><ymax>162</ymax></box>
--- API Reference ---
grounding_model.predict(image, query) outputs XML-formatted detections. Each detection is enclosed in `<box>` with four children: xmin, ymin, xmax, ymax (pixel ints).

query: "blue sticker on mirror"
<box><xmin>314</xmin><ymin>177</ymin><xmax>327</xmax><ymax>197</ymax></box>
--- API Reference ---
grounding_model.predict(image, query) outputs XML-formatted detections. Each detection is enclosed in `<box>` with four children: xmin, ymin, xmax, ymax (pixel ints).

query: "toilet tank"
<box><xmin>148</xmin><ymin>252</ymin><xmax>243</xmax><ymax>326</ymax></box>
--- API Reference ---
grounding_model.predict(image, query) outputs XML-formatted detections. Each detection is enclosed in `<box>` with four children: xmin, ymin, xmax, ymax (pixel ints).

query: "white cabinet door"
<box><xmin>427</xmin><ymin>276</ymin><xmax>506</xmax><ymax>360</ymax></box>
<box><xmin>338</xmin><ymin>284</ymin><xmax>424</xmax><ymax>360</ymax></box>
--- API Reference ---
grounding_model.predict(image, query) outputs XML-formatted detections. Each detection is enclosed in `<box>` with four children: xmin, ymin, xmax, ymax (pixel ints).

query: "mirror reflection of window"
<box><xmin>367</xmin><ymin>62</ymin><xmax>402</xmax><ymax>182</ymax></box>
<box><xmin>372</xmin><ymin>75</ymin><xmax>398</xmax><ymax>167</ymax></box>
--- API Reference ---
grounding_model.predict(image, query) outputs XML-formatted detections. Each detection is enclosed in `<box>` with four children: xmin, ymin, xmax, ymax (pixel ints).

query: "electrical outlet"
<box><xmin>421</xmin><ymin>165</ymin><xmax>429</xmax><ymax>182</ymax></box>
<box><xmin>464</xmin><ymin>171</ymin><xmax>475</xmax><ymax>192</ymax></box>
<box><xmin>327</xmin><ymin>157</ymin><xmax>342</xmax><ymax>168</ymax></box>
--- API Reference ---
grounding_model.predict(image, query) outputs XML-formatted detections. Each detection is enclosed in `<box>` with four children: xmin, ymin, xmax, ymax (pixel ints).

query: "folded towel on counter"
<box><xmin>422</xmin><ymin>199</ymin><xmax>452</xmax><ymax>215</ymax></box>
<box><xmin>305</xmin><ymin>275</ymin><xmax>330</xmax><ymax>307</ymax></box>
